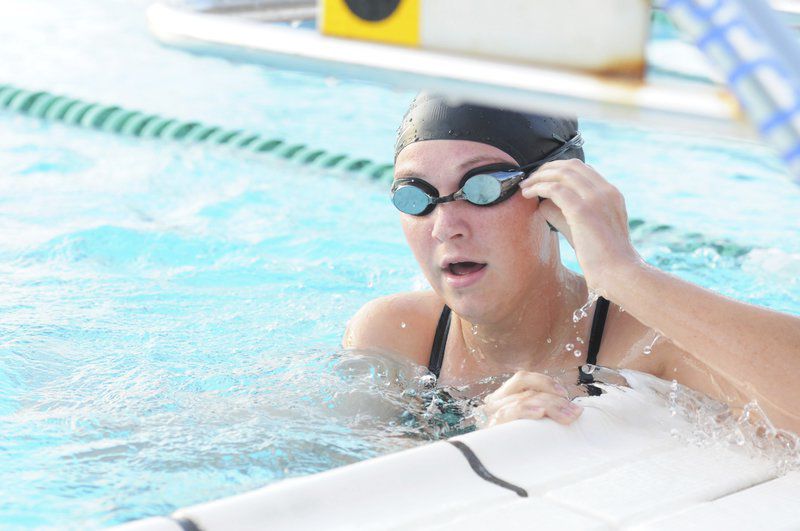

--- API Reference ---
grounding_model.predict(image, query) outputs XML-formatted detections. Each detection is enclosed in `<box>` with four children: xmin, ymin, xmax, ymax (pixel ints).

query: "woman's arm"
<box><xmin>521</xmin><ymin>159</ymin><xmax>800</xmax><ymax>432</ymax></box>
<box><xmin>609</xmin><ymin>260</ymin><xmax>800</xmax><ymax>431</ymax></box>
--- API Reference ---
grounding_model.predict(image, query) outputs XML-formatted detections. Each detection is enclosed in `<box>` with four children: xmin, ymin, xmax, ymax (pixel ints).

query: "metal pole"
<box><xmin>664</xmin><ymin>0</ymin><xmax>800</xmax><ymax>184</ymax></box>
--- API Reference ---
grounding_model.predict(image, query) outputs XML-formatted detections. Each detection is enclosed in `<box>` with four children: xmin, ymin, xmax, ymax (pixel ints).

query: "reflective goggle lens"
<box><xmin>391</xmin><ymin>184</ymin><xmax>431</xmax><ymax>215</ymax></box>
<box><xmin>391</xmin><ymin>132</ymin><xmax>583</xmax><ymax>216</ymax></box>
<box><xmin>461</xmin><ymin>173</ymin><xmax>504</xmax><ymax>205</ymax></box>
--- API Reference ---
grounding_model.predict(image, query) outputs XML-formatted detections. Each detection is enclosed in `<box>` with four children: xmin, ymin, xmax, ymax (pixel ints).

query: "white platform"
<box><xmin>146</xmin><ymin>2</ymin><xmax>758</xmax><ymax>141</ymax></box>
<box><xmin>111</xmin><ymin>383</ymin><xmax>799</xmax><ymax>530</ymax></box>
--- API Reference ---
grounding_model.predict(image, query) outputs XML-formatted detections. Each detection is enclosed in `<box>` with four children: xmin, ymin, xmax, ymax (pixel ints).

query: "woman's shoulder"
<box><xmin>343</xmin><ymin>291</ymin><xmax>444</xmax><ymax>367</ymax></box>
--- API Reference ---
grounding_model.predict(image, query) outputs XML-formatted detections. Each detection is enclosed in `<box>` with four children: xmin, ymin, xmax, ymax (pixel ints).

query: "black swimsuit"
<box><xmin>427</xmin><ymin>297</ymin><xmax>611</xmax><ymax>387</ymax></box>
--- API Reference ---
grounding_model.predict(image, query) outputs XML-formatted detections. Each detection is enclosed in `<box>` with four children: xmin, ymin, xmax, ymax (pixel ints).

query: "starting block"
<box><xmin>319</xmin><ymin>0</ymin><xmax>651</xmax><ymax>77</ymax></box>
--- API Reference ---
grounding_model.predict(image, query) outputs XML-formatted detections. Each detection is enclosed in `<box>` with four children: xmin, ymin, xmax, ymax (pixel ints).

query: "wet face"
<box><xmin>394</xmin><ymin>140</ymin><xmax>557</xmax><ymax>323</ymax></box>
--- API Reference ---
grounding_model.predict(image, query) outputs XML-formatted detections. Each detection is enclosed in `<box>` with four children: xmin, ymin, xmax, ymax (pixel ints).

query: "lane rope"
<box><xmin>0</xmin><ymin>83</ymin><xmax>395</xmax><ymax>182</ymax></box>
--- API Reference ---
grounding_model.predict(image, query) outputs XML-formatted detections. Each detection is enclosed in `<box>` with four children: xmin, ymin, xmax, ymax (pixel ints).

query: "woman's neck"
<box><xmin>452</xmin><ymin>267</ymin><xmax>591</xmax><ymax>379</ymax></box>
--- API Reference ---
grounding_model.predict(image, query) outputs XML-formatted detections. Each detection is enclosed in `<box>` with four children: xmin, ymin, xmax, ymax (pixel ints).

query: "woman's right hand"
<box><xmin>476</xmin><ymin>371</ymin><xmax>583</xmax><ymax>428</ymax></box>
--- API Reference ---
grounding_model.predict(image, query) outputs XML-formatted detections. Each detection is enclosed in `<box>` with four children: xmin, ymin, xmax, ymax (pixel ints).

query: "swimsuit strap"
<box><xmin>580</xmin><ymin>296</ymin><xmax>610</xmax><ymax>393</ymax></box>
<box><xmin>428</xmin><ymin>297</ymin><xmax>610</xmax><ymax>382</ymax></box>
<box><xmin>428</xmin><ymin>305</ymin><xmax>452</xmax><ymax>378</ymax></box>
<box><xmin>586</xmin><ymin>296</ymin><xmax>610</xmax><ymax>366</ymax></box>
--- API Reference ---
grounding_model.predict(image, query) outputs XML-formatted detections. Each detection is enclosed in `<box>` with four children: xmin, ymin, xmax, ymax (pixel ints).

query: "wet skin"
<box><xmin>345</xmin><ymin>139</ymin><xmax>800</xmax><ymax>432</ymax></box>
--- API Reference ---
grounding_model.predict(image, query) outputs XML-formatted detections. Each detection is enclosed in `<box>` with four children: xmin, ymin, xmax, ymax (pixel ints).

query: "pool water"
<box><xmin>1</xmin><ymin>1</ymin><xmax>800</xmax><ymax>529</ymax></box>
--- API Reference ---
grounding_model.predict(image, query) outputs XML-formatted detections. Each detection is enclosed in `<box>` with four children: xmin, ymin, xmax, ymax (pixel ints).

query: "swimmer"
<box><xmin>343</xmin><ymin>93</ymin><xmax>800</xmax><ymax>432</ymax></box>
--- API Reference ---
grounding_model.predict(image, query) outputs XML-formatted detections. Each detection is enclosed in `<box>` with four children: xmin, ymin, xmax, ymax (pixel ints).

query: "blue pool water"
<box><xmin>1</xmin><ymin>1</ymin><xmax>800</xmax><ymax>529</ymax></box>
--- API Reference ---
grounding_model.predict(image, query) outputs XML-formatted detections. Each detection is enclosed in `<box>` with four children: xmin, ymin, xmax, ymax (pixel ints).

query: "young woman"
<box><xmin>343</xmin><ymin>93</ymin><xmax>800</xmax><ymax>432</ymax></box>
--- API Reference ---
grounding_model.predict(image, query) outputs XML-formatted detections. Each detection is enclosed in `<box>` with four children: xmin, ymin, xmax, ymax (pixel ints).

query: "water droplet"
<box><xmin>576</xmin><ymin>337</ymin><xmax>584</xmax><ymax>344</ymax></box>
<box><xmin>565</xmin><ymin>343</ymin><xmax>574</xmax><ymax>352</ymax></box>
<box><xmin>448</xmin><ymin>129</ymin><xmax>454</xmax><ymax>135</ymax></box>
<box><xmin>420</xmin><ymin>374</ymin><xmax>436</xmax><ymax>387</ymax></box>
<box><xmin>573</xmin><ymin>292</ymin><xmax>599</xmax><ymax>323</ymax></box>
<box><xmin>400</xmin><ymin>322</ymin><xmax>407</xmax><ymax>329</ymax></box>
<box><xmin>546</xmin><ymin>337</ymin><xmax>552</xmax><ymax>344</ymax></box>
<box><xmin>581</xmin><ymin>363</ymin><xmax>595</xmax><ymax>375</ymax></box>
<box><xmin>643</xmin><ymin>334</ymin><xmax>660</xmax><ymax>356</ymax></box>
<box><xmin>470</xmin><ymin>324</ymin><xmax>478</xmax><ymax>335</ymax></box>
<box><xmin>574</xmin><ymin>349</ymin><xmax>582</xmax><ymax>358</ymax></box>
<box><xmin>618</xmin><ymin>306</ymin><xmax>625</xmax><ymax>312</ymax></box>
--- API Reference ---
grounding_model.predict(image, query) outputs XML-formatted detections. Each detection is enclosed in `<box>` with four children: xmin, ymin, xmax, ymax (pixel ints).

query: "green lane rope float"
<box><xmin>0</xmin><ymin>85</ymin><xmax>755</xmax><ymax>257</ymax></box>
<box><xmin>0</xmin><ymin>83</ymin><xmax>395</xmax><ymax>181</ymax></box>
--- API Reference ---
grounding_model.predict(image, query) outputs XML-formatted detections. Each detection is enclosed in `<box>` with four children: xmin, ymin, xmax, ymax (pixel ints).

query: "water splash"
<box><xmin>573</xmin><ymin>291</ymin><xmax>600</xmax><ymax>323</ymax></box>
<box><xmin>661</xmin><ymin>374</ymin><xmax>800</xmax><ymax>474</ymax></box>
<box><xmin>418</xmin><ymin>374</ymin><xmax>437</xmax><ymax>388</ymax></box>
<box><xmin>669</xmin><ymin>379</ymin><xmax>679</xmax><ymax>415</ymax></box>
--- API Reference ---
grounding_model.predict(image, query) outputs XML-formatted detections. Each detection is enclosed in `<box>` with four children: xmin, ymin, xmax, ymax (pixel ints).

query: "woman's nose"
<box><xmin>430</xmin><ymin>201</ymin><xmax>469</xmax><ymax>242</ymax></box>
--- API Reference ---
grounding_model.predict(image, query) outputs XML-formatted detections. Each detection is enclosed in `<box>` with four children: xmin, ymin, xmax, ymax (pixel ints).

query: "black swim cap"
<box><xmin>394</xmin><ymin>93</ymin><xmax>584</xmax><ymax>166</ymax></box>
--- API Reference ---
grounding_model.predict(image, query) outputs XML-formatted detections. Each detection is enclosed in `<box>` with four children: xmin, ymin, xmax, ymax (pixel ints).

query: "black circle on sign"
<box><xmin>343</xmin><ymin>0</ymin><xmax>401</xmax><ymax>22</ymax></box>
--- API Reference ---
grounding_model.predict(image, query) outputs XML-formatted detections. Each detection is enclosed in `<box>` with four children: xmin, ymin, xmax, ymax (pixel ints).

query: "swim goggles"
<box><xmin>391</xmin><ymin>132</ymin><xmax>584</xmax><ymax>216</ymax></box>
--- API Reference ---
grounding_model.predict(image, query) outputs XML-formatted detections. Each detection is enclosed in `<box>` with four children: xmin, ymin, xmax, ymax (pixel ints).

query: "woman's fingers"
<box><xmin>478</xmin><ymin>371</ymin><xmax>583</xmax><ymax>428</ymax></box>
<box><xmin>521</xmin><ymin>180</ymin><xmax>582</xmax><ymax>210</ymax></box>
<box><xmin>521</xmin><ymin>160</ymin><xmax>601</xmax><ymax>199</ymax></box>
<box><xmin>521</xmin><ymin>181</ymin><xmax>578</xmax><ymax>243</ymax></box>
<box><xmin>482</xmin><ymin>389</ymin><xmax>537</xmax><ymax>416</ymax></box>
<box><xmin>484</xmin><ymin>370</ymin><xmax>568</xmax><ymax>404</ymax></box>
<box><xmin>484</xmin><ymin>392</ymin><xmax>583</xmax><ymax>427</ymax></box>
<box><xmin>521</xmin><ymin>160</ymin><xmax>622</xmax><ymax>215</ymax></box>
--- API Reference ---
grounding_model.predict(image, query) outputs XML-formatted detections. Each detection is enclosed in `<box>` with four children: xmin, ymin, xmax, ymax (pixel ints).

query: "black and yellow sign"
<box><xmin>320</xmin><ymin>0</ymin><xmax>419</xmax><ymax>46</ymax></box>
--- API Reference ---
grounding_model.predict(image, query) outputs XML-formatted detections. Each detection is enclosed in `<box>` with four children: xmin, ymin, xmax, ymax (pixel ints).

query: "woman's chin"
<box><xmin>445</xmin><ymin>293</ymin><xmax>497</xmax><ymax>324</ymax></box>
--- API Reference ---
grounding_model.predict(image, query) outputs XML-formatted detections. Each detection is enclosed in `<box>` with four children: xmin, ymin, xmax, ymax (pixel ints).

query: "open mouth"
<box><xmin>446</xmin><ymin>262</ymin><xmax>487</xmax><ymax>276</ymax></box>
